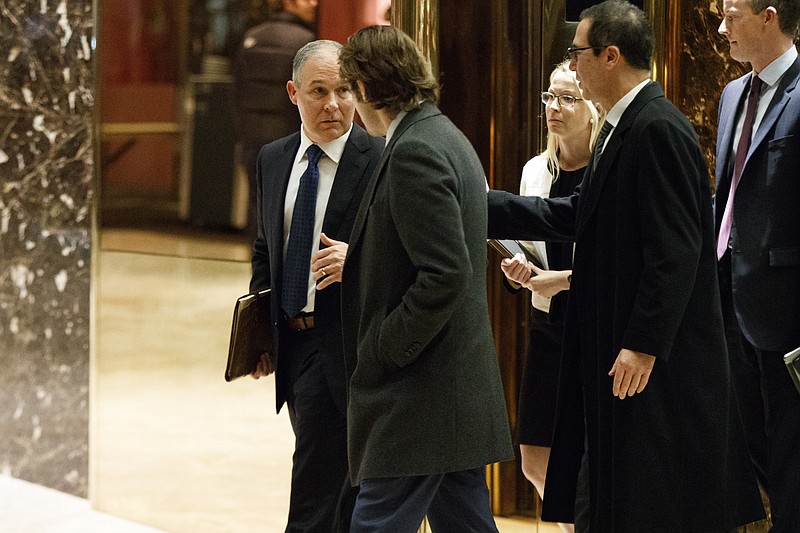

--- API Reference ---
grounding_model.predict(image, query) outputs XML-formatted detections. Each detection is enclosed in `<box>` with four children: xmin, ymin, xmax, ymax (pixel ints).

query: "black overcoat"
<box><xmin>488</xmin><ymin>82</ymin><xmax>764</xmax><ymax>531</ymax></box>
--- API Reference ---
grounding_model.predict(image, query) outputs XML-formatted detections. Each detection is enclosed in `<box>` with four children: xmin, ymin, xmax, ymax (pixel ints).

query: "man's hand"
<box><xmin>609</xmin><ymin>348</ymin><xmax>656</xmax><ymax>399</ymax></box>
<box><xmin>311</xmin><ymin>233</ymin><xmax>347</xmax><ymax>290</ymax></box>
<box><xmin>500</xmin><ymin>253</ymin><xmax>533</xmax><ymax>285</ymax></box>
<box><xmin>251</xmin><ymin>352</ymin><xmax>275</xmax><ymax>379</ymax></box>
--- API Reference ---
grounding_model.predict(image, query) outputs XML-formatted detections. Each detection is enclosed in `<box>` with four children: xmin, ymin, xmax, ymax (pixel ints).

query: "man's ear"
<box><xmin>603</xmin><ymin>45</ymin><xmax>621</xmax><ymax>70</ymax></box>
<box><xmin>286</xmin><ymin>80</ymin><xmax>298</xmax><ymax>105</ymax></box>
<box><xmin>764</xmin><ymin>6</ymin><xmax>778</xmax><ymax>28</ymax></box>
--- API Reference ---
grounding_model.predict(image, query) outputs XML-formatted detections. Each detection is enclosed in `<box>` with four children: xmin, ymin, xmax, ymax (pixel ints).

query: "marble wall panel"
<box><xmin>677</xmin><ymin>0</ymin><xmax>748</xmax><ymax>189</ymax></box>
<box><xmin>0</xmin><ymin>0</ymin><xmax>94</xmax><ymax>497</ymax></box>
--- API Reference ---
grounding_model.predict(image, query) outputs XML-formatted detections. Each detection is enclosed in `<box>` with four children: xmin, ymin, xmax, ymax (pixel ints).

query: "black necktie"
<box><xmin>282</xmin><ymin>144</ymin><xmax>324</xmax><ymax>317</ymax></box>
<box><xmin>717</xmin><ymin>75</ymin><xmax>763</xmax><ymax>259</ymax></box>
<box><xmin>592</xmin><ymin>120</ymin><xmax>614</xmax><ymax>172</ymax></box>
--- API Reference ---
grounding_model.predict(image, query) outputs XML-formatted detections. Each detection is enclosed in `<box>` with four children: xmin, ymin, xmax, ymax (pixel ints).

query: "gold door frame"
<box><xmin>390</xmin><ymin>0</ymin><xmax>439</xmax><ymax>77</ymax></box>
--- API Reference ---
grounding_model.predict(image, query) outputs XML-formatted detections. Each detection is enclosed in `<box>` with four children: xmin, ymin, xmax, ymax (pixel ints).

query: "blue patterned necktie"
<box><xmin>282</xmin><ymin>144</ymin><xmax>324</xmax><ymax>317</ymax></box>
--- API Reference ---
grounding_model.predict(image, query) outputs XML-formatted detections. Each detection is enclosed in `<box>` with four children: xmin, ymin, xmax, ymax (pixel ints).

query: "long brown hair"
<box><xmin>339</xmin><ymin>25</ymin><xmax>439</xmax><ymax>114</ymax></box>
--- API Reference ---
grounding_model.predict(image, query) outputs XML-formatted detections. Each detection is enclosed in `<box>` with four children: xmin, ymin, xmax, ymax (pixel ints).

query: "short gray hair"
<box><xmin>292</xmin><ymin>40</ymin><xmax>343</xmax><ymax>85</ymax></box>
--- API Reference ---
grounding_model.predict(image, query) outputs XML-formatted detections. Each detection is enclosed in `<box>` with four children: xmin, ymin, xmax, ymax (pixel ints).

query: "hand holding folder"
<box><xmin>488</xmin><ymin>239</ymin><xmax>544</xmax><ymax>269</ymax></box>
<box><xmin>225</xmin><ymin>288</ymin><xmax>273</xmax><ymax>382</ymax></box>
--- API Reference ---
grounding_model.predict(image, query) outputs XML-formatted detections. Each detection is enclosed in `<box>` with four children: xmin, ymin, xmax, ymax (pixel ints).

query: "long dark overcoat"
<box><xmin>342</xmin><ymin>102</ymin><xmax>515</xmax><ymax>485</ymax></box>
<box><xmin>488</xmin><ymin>82</ymin><xmax>764</xmax><ymax>531</ymax></box>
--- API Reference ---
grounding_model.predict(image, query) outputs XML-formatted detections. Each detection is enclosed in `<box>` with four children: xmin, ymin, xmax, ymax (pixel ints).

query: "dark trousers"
<box><xmin>719</xmin><ymin>260</ymin><xmax>800</xmax><ymax>533</ymax></box>
<box><xmin>284</xmin><ymin>330</ymin><xmax>355</xmax><ymax>533</ymax></box>
<box><xmin>350</xmin><ymin>467</ymin><xmax>498</xmax><ymax>533</ymax></box>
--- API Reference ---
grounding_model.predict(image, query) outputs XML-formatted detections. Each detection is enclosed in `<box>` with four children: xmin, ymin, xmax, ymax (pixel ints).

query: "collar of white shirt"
<box><xmin>385</xmin><ymin>110</ymin><xmax>408</xmax><ymax>146</ymax></box>
<box><xmin>604</xmin><ymin>78</ymin><xmax>651</xmax><ymax>131</ymax></box>
<box><xmin>295</xmin><ymin>123</ymin><xmax>353</xmax><ymax>165</ymax></box>
<box><xmin>757</xmin><ymin>44</ymin><xmax>798</xmax><ymax>88</ymax></box>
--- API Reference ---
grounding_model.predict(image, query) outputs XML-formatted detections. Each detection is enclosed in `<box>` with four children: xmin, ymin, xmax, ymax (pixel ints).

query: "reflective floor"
<box><xmin>85</xmin><ymin>227</ymin><xmax>552</xmax><ymax>532</ymax></box>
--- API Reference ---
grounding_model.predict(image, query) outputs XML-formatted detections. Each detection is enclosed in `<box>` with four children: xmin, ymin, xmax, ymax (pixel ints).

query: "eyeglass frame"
<box><xmin>564</xmin><ymin>45</ymin><xmax>608</xmax><ymax>61</ymax></box>
<box><xmin>541</xmin><ymin>91</ymin><xmax>584</xmax><ymax>109</ymax></box>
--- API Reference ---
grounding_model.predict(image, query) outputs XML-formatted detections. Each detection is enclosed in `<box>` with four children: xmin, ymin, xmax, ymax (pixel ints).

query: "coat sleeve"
<box><xmin>622</xmin><ymin>114</ymin><xmax>705</xmax><ymax>360</ymax></box>
<box><xmin>487</xmin><ymin>188</ymin><xmax>578</xmax><ymax>242</ymax></box>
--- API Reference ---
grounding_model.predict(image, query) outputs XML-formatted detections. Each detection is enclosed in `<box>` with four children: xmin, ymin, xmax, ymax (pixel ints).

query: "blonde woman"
<box><xmin>499</xmin><ymin>61</ymin><xmax>600</xmax><ymax>533</ymax></box>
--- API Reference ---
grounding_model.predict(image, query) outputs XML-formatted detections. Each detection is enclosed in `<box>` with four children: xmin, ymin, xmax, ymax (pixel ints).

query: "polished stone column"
<box><xmin>0</xmin><ymin>0</ymin><xmax>94</xmax><ymax>497</ymax></box>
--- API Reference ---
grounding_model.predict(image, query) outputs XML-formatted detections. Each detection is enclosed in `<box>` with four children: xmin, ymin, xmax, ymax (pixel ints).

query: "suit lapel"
<box><xmin>268</xmin><ymin>134</ymin><xmax>301</xmax><ymax>282</ymax></box>
<box><xmin>576</xmin><ymin>82</ymin><xmax>662</xmax><ymax>236</ymax></box>
<box><xmin>747</xmin><ymin>57</ymin><xmax>800</xmax><ymax>163</ymax></box>
<box><xmin>321</xmin><ymin>125</ymin><xmax>372</xmax><ymax>238</ymax></box>
<box><xmin>716</xmin><ymin>75</ymin><xmax>749</xmax><ymax>189</ymax></box>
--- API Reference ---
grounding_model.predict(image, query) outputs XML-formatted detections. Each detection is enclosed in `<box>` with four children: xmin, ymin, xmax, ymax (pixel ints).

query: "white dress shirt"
<box><xmin>283</xmin><ymin>123</ymin><xmax>353</xmax><ymax>313</ymax></box>
<box><xmin>598</xmin><ymin>78</ymin><xmax>651</xmax><ymax>153</ymax></box>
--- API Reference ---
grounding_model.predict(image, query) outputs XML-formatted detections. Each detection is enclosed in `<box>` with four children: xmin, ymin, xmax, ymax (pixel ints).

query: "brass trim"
<box><xmin>100</xmin><ymin>122</ymin><xmax>181</xmax><ymax>136</ymax></box>
<box><xmin>646</xmin><ymin>0</ymin><xmax>681</xmax><ymax>101</ymax></box>
<box><xmin>390</xmin><ymin>0</ymin><xmax>439</xmax><ymax>78</ymax></box>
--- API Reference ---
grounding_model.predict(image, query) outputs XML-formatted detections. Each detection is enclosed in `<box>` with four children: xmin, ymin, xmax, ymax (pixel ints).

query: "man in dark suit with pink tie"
<box><xmin>716</xmin><ymin>1</ymin><xmax>800</xmax><ymax>530</ymax></box>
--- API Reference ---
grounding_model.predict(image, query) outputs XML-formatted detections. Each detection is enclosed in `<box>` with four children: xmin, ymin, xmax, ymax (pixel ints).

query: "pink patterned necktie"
<box><xmin>717</xmin><ymin>74</ymin><xmax>763</xmax><ymax>260</ymax></box>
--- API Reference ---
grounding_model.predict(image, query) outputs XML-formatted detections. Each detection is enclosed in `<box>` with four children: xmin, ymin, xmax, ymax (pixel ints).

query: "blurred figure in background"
<box><xmin>235</xmin><ymin>0</ymin><xmax>318</xmax><ymax>240</ymax></box>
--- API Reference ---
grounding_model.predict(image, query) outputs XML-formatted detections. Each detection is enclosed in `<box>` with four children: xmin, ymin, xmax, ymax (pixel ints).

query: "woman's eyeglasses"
<box><xmin>541</xmin><ymin>92</ymin><xmax>583</xmax><ymax>109</ymax></box>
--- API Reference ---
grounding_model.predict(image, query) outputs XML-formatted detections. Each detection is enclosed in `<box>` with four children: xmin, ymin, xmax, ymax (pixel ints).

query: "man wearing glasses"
<box><xmin>488</xmin><ymin>1</ymin><xmax>763</xmax><ymax>530</ymax></box>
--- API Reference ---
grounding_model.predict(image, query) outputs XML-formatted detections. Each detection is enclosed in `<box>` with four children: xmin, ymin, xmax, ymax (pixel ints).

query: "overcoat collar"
<box><xmin>346</xmin><ymin>102</ymin><xmax>442</xmax><ymax>259</ymax></box>
<box><xmin>321</xmin><ymin>125</ymin><xmax>374</xmax><ymax>238</ymax></box>
<box><xmin>576</xmin><ymin>81</ymin><xmax>663</xmax><ymax>236</ymax></box>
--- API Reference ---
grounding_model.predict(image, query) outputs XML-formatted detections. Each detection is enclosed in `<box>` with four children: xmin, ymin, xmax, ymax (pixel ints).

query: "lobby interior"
<box><xmin>1</xmin><ymin>0</ymin><xmax>769</xmax><ymax>531</ymax></box>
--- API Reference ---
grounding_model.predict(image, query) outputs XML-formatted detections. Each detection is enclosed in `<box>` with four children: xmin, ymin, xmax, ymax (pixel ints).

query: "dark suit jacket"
<box><xmin>715</xmin><ymin>57</ymin><xmax>800</xmax><ymax>352</ymax></box>
<box><xmin>250</xmin><ymin>124</ymin><xmax>383</xmax><ymax>413</ymax></box>
<box><xmin>489</xmin><ymin>82</ymin><xmax>763</xmax><ymax>530</ymax></box>
<box><xmin>341</xmin><ymin>102</ymin><xmax>514</xmax><ymax>485</ymax></box>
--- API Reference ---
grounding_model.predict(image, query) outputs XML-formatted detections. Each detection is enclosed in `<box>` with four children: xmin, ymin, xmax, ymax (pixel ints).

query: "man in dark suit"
<box><xmin>716</xmin><ymin>1</ymin><xmax>800</xmax><ymax>530</ymax></box>
<box><xmin>488</xmin><ymin>2</ymin><xmax>763</xmax><ymax>530</ymax></box>
<box><xmin>235</xmin><ymin>0</ymin><xmax>317</xmax><ymax>239</ymax></box>
<box><xmin>337</xmin><ymin>26</ymin><xmax>514</xmax><ymax>533</ymax></box>
<box><xmin>249</xmin><ymin>39</ymin><xmax>383</xmax><ymax>532</ymax></box>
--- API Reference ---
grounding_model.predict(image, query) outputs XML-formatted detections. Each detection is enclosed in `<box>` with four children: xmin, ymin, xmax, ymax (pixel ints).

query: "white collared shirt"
<box><xmin>597</xmin><ymin>78</ymin><xmax>651</xmax><ymax>154</ymax></box>
<box><xmin>283</xmin><ymin>123</ymin><xmax>353</xmax><ymax>313</ymax></box>
<box><xmin>732</xmin><ymin>45</ymin><xmax>798</xmax><ymax>155</ymax></box>
<box><xmin>385</xmin><ymin>110</ymin><xmax>408</xmax><ymax>146</ymax></box>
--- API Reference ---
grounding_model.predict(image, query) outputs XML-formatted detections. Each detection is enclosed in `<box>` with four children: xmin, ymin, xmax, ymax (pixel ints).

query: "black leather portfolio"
<box><xmin>225</xmin><ymin>288</ymin><xmax>272</xmax><ymax>382</ymax></box>
<box><xmin>488</xmin><ymin>239</ymin><xmax>544</xmax><ymax>269</ymax></box>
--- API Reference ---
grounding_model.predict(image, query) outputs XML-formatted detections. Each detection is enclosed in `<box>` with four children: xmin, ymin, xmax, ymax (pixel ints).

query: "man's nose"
<box><xmin>323</xmin><ymin>94</ymin><xmax>339</xmax><ymax>111</ymax></box>
<box><xmin>718</xmin><ymin>19</ymin><xmax>727</xmax><ymax>35</ymax></box>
